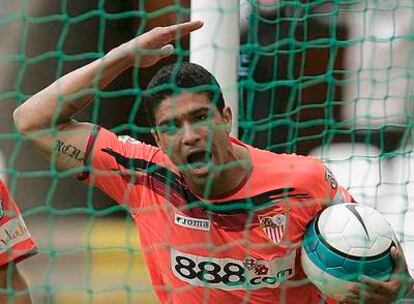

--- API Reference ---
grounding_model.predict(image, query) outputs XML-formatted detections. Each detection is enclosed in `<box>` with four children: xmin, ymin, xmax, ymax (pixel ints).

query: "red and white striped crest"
<box><xmin>258</xmin><ymin>213</ymin><xmax>287</xmax><ymax>244</ymax></box>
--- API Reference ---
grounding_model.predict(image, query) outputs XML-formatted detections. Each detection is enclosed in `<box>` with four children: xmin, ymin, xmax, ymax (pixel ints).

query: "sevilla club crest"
<box><xmin>258</xmin><ymin>212</ymin><xmax>287</xmax><ymax>244</ymax></box>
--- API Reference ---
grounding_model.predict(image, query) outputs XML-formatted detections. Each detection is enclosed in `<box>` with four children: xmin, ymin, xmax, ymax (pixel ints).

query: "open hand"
<box><xmin>119</xmin><ymin>20</ymin><xmax>203</xmax><ymax>68</ymax></box>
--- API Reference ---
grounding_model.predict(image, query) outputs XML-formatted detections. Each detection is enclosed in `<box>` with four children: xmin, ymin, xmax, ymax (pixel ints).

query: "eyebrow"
<box><xmin>156</xmin><ymin>106</ymin><xmax>212</xmax><ymax>127</ymax></box>
<box><xmin>156</xmin><ymin>118</ymin><xmax>177</xmax><ymax>128</ymax></box>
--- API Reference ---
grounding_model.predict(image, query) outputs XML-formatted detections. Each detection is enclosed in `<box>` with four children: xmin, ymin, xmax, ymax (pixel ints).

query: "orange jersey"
<box><xmin>0</xmin><ymin>179</ymin><xmax>36</xmax><ymax>266</ymax></box>
<box><xmin>83</xmin><ymin>127</ymin><xmax>353</xmax><ymax>304</ymax></box>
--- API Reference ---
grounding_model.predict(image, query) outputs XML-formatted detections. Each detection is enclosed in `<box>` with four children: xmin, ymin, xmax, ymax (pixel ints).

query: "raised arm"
<box><xmin>13</xmin><ymin>21</ymin><xmax>203</xmax><ymax>173</ymax></box>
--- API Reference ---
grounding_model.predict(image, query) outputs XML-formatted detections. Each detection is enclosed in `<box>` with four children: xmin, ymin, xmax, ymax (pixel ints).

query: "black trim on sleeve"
<box><xmin>77</xmin><ymin>125</ymin><xmax>101</xmax><ymax>181</ymax></box>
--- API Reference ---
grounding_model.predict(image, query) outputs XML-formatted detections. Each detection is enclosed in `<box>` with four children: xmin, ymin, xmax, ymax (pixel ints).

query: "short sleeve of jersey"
<box><xmin>0</xmin><ymin>180</ymin><xmax>37</xmax><ymax>267</ymax></box>
<box><xmin>306</xmin><ymin>157</ymin><xmax>355</xmax><ymax>207</ymax></box>
<box><xmin>80</xmin><ymin>126</ymin><xmax>160</xmax><ymax>209</ymax></box>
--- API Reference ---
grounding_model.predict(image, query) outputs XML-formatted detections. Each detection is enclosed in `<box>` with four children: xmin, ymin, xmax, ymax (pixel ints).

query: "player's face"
<box><xmin>152</xmin><ymin>92</ymin><xmax>232</xmax><ymax>185</ymax></box>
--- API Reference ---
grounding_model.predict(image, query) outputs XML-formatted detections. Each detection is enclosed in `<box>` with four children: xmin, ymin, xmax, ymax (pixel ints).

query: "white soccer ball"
<box><xmin>301</xmin><ymin>203</ymin><xmax>395</xmax><ymax>297</ymax></box>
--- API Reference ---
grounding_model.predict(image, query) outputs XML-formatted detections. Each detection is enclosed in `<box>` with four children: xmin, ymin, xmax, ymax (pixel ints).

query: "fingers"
<box><xmin>359</xmin><ymin>275</ymin><xmax>386</xmax><ymax>291</ymax></box>
<box><xmin>342</xmin><ymin>288</ymin><xmax>382</xmax><ymax>304</ymax></box>
<box><xmin>340</xmin><ymin>283</ymin><xmax>381</xmax><ymax>304</ymax></box>
<box><xmin>390</xmin><ymin>245</ymin><xmax>407</xmax><ymax>275</ymax></box>
<box><xmin>346</xmin><ymin>275</ymin><xmax>401</xmax><ymax>303</ymax></box>
<box><xmin>165</xmin><ymin>20</ymin><xmax>204</xmax><ymax>38</ymax></box>
<box><xmin>391</xmin><ymin>245</ymin><xmax>399</xmax><ymax>265</ymax></box>
<box><xmin>159</xmin><ymin>44</ymin><xmax>175</xmax><ymax>54</ymax></box>
<box><xmin>140</xmin><ymin>20</ymin><xmax>203</xmax><ymax>52</ymax></box>
<box><xmin>157</xmin><ymin>44</ymin><xmax>175</xmax><ymax>60</ymax></box>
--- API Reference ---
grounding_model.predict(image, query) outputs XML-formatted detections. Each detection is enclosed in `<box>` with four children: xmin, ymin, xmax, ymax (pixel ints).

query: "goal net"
<box><xmin>238</xmin><ymin>0</ymin><xmax>414</xmax><ymax>283</ymax></box>
<box><xmin>0</xmin><ymin>0</ymin><xmax>413</xmax><ymax>303</ymax></box>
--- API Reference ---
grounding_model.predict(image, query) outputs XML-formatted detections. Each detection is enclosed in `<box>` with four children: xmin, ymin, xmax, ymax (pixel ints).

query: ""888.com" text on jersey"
<box><xmin>171</xmin><ymin>248</ymin><xmax>296</xmax><ymax>290</ymax></box>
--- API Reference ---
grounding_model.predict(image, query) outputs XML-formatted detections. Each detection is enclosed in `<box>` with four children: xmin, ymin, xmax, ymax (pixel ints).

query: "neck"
<box><xmin>185</xmin><ymin>143</ymin><xmax>252</xmax><ymax>199</ymax></box>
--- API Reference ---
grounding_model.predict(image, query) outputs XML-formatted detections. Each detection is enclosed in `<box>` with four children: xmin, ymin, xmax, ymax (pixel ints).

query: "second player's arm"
<box><xmin>0</xmin><ymin>264</ymin><xmax>32</xmax><ymax>304</ymax></box>
<box><xmin>13</xmin><ymin>21</ymin><xmax>203</xmax><ymax>172</ymax></box>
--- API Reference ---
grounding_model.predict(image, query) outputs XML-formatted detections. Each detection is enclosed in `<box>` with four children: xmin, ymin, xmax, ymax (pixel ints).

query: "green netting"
<box><xmin>0</xmin><ymin>0</ymin><xmax>413</xmax><ymax>303</ymax></box>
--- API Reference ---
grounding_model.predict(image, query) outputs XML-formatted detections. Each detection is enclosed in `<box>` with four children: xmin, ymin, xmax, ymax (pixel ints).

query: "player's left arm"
<box><xmin>317</xmin><ymin>162</ymin><xmax>414</xmax><ymax>303</ymax></box>
<box><xmin>0</xmin><ymin>263</ymin><xmax>32</xmax><ymax>303</ymax></box>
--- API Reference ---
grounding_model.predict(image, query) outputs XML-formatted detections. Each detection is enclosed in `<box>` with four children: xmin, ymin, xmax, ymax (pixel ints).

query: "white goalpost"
<box><xmin>190</xmin><ymin>0</ymin><xmax>240</xmax><ymax>137</ymax></box>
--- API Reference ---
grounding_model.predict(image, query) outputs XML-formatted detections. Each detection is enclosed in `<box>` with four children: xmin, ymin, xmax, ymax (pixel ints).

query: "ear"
<box><xmin>151</xmin><ymin>128</ymin><xmax>161</xmax><ymax>147</ymax></box>
<box><xmin>222</xmin><ymin>106</ymin><xmax>232</xmax><ymax>133</ymax></box>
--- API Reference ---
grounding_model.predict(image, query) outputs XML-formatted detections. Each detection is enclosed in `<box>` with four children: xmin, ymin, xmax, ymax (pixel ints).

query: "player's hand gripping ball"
<box><xmin>301</xmin><ymin>203</ymin><xmax>394</xmax><ymax>297</ymax></box>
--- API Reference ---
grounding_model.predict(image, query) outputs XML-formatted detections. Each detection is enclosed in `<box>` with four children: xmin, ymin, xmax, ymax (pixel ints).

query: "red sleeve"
<box><xmin>0</xmin><ymin>180</ymin><xmax>37</xmax><ymax>266</ymax></box>
<box><xmin>304</xmin><ymin>157</ymin><xmax>356</xmax><ymax>210</ymax></box>
<box><xmin>79</xmin><ymin>127</ymin><xmax>161</xmax><ymax>208</ymax></box>
<box><xmin>319</xmin><ymin>163</ymin><xmax>356</xmax><ymax>205</ymax></box>
<box><xmin>333</xmin><ymin>185</ymin><xmax>356</xmax><ymax>204</ymax></box>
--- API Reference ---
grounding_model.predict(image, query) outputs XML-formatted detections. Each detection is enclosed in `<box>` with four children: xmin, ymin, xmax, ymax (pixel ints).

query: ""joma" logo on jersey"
<box><xmin>174</xmin><ymin>213</ymin><xmax>211</xmax><ymax>231</ymax></box>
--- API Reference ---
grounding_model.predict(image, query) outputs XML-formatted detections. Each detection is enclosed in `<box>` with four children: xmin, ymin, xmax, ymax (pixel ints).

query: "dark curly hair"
<box><xmin>143</xmin><ymin>62</ymin><xmax>225</xmax><ymax>126</ymax></box>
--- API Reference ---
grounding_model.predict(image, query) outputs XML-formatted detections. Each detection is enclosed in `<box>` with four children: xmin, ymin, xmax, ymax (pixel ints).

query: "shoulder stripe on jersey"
<box><xmin>78</xmin><ymin>125</ymin><xmax>101</xmax><ymax>181</ymax></box>
<box><xmin>101</xmin><ymin>147</ymin><xmax>189</xmax><ymax>198</ymax></box>
<box><xmin>102</xmin><ymin>149</ymin><xmax>310</xmax><ymax>215</ymax></box>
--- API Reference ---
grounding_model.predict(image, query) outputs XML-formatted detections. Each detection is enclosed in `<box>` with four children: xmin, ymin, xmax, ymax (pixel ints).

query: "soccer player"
<box><xmin>12</xmin><ymin>21</ymin><xmax>413</xmax><ymax>303</ymax></box>
<box><xmin>0</xmin><ymin>179</ymin><xmax>37</xmax><ymax>303</ymax></box>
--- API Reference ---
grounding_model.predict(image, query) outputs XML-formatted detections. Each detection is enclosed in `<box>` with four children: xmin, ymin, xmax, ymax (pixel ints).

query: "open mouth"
<box><xmin>186</xmin><ymin>151</ymin><xmax>212</xmax><ymax>171</ymax></box>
